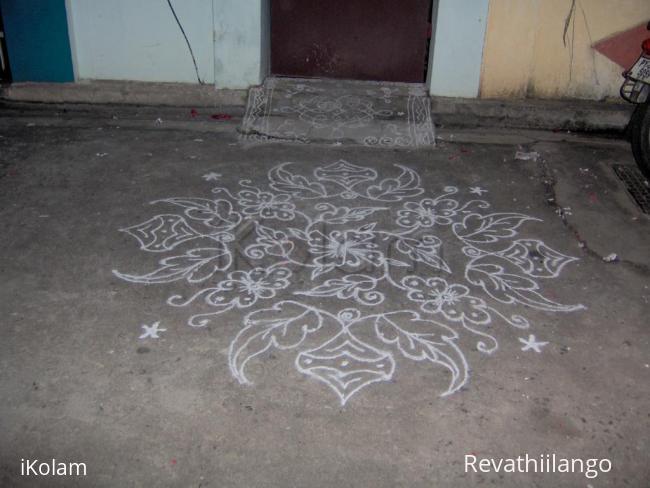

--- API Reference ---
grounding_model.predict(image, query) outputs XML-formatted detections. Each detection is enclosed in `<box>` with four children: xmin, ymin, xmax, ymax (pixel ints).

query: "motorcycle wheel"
<box><xmin>630</xmin><ymin>102</ymin><xmax>650</xmax><ymax>179</ymax></box>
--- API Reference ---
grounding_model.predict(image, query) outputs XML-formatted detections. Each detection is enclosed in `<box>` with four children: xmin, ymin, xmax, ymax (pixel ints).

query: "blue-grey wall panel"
<box><xmin>0</xmin><ymin>0</ymin><xmax>74</xmax><ymax>82</ymax></box>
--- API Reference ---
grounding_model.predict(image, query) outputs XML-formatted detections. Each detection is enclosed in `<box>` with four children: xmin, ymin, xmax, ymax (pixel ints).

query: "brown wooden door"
<box><xmin>271</xmin><ymin>0</ymin><xmax>431</xmax><ymax>83</ymax></box>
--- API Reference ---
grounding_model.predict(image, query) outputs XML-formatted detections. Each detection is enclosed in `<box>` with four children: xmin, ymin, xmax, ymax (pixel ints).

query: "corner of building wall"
<box><xmin>428</xmin><ymin>0</ymin><xmax>490</xmax><ymax>99</ymax></box>
<box><xmin>425</xmin><ymin>0</ymin><xmax>440</xmax><ymax>90</ymax></box>
<box><xmin>64</xmin><ymin>0</ymin><xmax>79</xmax><ymax>82</ymax></box>
<box><xmin>476</xmin><ymin>0</ymin><xmax>492</xmax><ymax>98</ymax></box>
<box><xmin>259</xmin><ymin>0</ymin><xmax>271</xmax><ymax>84</ymax></box>
<box><xmin>212</xmin><ymin>0</ymin><xmax>265</xmax><ymax>90</ymax></box>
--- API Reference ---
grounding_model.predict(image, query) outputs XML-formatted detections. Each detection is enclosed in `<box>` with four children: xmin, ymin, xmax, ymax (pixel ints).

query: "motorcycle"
<box><xmin>620</xmin><ymin>21</ymin><xmax>650</xmax><ymax>178</ymax></box>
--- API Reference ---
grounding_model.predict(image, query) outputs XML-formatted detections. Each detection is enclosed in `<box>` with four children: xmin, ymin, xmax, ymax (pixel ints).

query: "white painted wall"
<box><xmin>66</xmin><ymin>0</ymin><xmax>487</xmax><ymax>96</ymax></box>
<box><xmin>66</xmin><ymin>0</ymin><xmax>266</xmax><ymax>88</ymax></box>
<box><xmin>428</xmin><ymin>0</ymin><xmax>490</xmax><ymax>98</ymax></box>
<box><xmin>213</xmin><ymin>0</ymin><xmax>267</xmax><ymax>88</ymax></box>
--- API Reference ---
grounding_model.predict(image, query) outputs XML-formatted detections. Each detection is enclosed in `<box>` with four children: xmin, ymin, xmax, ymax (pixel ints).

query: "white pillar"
<box><xmin>428</xmin><ymin>0</ymin><xmax>490</xmax><ymax>98</ymax></box>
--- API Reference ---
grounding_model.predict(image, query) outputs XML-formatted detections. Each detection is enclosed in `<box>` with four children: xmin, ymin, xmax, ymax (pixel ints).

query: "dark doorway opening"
<box><xmin>270</xmin><ymin>0</ymin><xmax>431</xmax><ymax>83</ymax></box>
<box><xmin>0</xmin><ymin>6</ymin><xmax>11</xmax><ymax>83</ymax></box>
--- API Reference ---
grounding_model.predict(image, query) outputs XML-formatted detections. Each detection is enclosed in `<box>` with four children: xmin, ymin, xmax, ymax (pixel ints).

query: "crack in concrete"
<box><xmin>537</xmin><ymin>154</ymin><xmax>650</xmax><ymax>276</ymax></box>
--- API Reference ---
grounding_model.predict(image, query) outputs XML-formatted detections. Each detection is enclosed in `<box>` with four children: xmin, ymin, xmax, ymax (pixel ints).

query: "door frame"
<box><xmin>260</xmin><ymin>0</ymin><xmax>490</xmax><ymax>98</ymax></box>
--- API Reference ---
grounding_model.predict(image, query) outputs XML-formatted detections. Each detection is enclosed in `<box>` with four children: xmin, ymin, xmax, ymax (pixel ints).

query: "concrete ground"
<box><xmin>0</xmin><ymin>102</ymin><xmax>648</xmax><ymax>487</ymax></box>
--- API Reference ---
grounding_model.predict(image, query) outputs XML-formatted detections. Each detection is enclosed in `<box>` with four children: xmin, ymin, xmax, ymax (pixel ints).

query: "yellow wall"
<box><xmin>480</xmin><ymin>0</ymin><xmax>650</xmax><ymax>99</ymax></box>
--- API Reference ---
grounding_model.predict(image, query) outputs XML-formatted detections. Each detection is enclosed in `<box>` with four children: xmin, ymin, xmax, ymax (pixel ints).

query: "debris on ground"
<box><xmin>514</xmin><ymin>150</ymin><xmax>540</xmax><ymax>162</ymax></box>
<box><xmin>210</xmin><ymin>113</ymin><xmax>232</xmax><ymax>120</ymax></box>
<box><xmin>96</xmin><ymin>152</ymin><xmax>108</xmax><ymax>157</ymax></box>
<box><xmin>603</xmin><ymin>253</ymin><xmax>619</xmax><ymax>263</ymax></box>
<box><xmin>448</xmin><ymin>147</ymin><xmax>472</xmax><ymax>161</ymax></box>
<box><xmin>154</xmin><ymin>118</ymin><xmax>163</xmax><ymax>125</ymax></box>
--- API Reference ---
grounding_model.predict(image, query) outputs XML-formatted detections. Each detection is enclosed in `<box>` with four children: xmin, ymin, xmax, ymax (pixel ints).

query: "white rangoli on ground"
<box><xmin>519</xmin><ymin>334</ymin><xmax>549</xmax><ymax>353</ymax></box>
<box><xmin>240</xmin><ymin>78</ymin><xmax>435</xmax><ymax>148</ymax></box>
<box><xmin>114</xmin><ymin>160</ymin><xmax>584</xmax><ymax>405</ymax></box>
<box><xmin>139</xmin><ymin>321</ymin><xmax>166</xmax><ymax>339</ymax></box>
<box><xmin>202</xmin><ymin>172</ymin><xmax>222</xmax><ymax>182</ymax></box>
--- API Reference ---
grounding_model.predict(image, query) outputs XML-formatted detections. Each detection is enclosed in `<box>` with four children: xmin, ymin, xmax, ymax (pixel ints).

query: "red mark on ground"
<box><xmin>170</xmin><ymin>459</ymin><xmax>177</xmax><ymax>465</ymax></box>
<box><xmin>588</xmin><ymin>193</ymin><xmax>598</xmax><ymax>204</ymax></box>
<box><xmin>190</xmin><ymin>109</ymin><xmax>199</xmax><ymax>118</ymax></box>
<box><xmin>210</xmin><ymin>113</ymin><xmax>232</xmax><ymax>120</ymax></box>
<box><xmin>449</xmin><ymin>148</ymin><xmax>472</xmax><ymax>160</ymax></box>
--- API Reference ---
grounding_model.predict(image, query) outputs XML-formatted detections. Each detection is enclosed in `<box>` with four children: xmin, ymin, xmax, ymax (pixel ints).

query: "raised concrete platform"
<box><xmin>0</xmin><ymin>80</ymin><xmax>634</xmax><ymax>133</ymax></box>
<box><xmin>239</xmin><ymin>77</ymin><xmax>436</xmax><ymax>147</ymax></box>
<box><xmin>0</xmin><ymin>80</ymin><xmax>247</xmax><ymax>107</ymax></box>
<box><xmin>432</xmin><ymin>96</ymin><xmax>633</xmax><ymax>132</ymax></box>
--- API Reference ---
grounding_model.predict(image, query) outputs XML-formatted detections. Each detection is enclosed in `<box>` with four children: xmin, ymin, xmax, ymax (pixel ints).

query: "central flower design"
<box><xmin>308</xmin><ymin>226</ymin><xmax>384</xmax><ymax>272</ymax></box>
<box><xmin>297</xmin><ymin>95</ymin><xmax>378</xmax><ymax>129</ymax></box>
<box><xmin>315</xmin><ymin>99</ymin><xmax>343</xmax><ymax>112</ymax></box>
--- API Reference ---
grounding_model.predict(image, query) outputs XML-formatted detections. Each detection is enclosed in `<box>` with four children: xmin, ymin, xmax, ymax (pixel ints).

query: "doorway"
<box><xmin>270</xmin><ymin>0</ymin><xmax>432</xmax><ymax>83</ymax></box>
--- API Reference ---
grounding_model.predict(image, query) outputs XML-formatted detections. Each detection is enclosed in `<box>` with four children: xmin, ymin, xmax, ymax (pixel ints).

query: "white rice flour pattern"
<box><xmin>240</xmin><ymin>78</ymin><xmax>435</xmax><ymax>148</ymax></box>
<box><xmin>114</xmin><ymin>160</ymin><xmax>584</xmax><ymax>405</ymax></box>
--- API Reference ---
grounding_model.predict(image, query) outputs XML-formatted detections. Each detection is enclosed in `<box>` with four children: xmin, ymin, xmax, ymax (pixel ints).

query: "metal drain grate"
<box><xmin>613</xmin><ymin>164</ymin><xmax>650</xmax><ymax>214</ymax></box>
